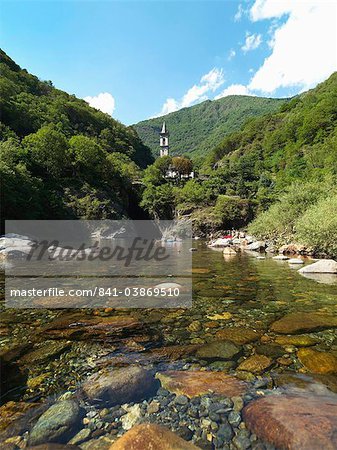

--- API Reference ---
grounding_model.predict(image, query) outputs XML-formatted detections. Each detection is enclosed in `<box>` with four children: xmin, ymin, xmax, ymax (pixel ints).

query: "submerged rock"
<box><xmin>274</xmin><ymin>334</ymin><xmax>318</xmax><ymax>347</ymax></box>
<box><xmin>237</xmin><ymin>355</ymin><xmax>272</xmax><ymax>374</ymax></box>
<box><xmin>109</xmin><ymin>423</ymin><xmax>199</xmax><ymax>449</ymax></box>
<box><xmin>27</xmin><ymin>445</ymin><xmax>82</xmax><ymax>450</ymax></box>
<box><xmin>255</xmin><ymin>343</ymin><xmax>285</xmax><ymax>358</ymax></box>
<box><xmin>299</xmin><ymin>259</ymin><xmax>337</xmax><ymax>273</ymax></box>
<box><xmin>243</xmin><ymin>393</ymin><xmax>337</xmax><ymax>450</ymax></box>
<box><xmin>28</xmin><ymin>400</ymin><xmax>82</xmax><ymax>446</ymax></box>
<box><xmin>82</xmin><ymin>366</ymin><xmax>158</xmax><ymax>406</ymax></box>
<box><xmin>215</xmin><ymin>327</ymin><xmax>261</xmax><ymax>345</ymax></box>
<box><xmin>195</xmin><ymin>340</ymin><xmax>241</xmax><ymax>360</ymax></box>
<box><xmin>270</xmin><ymin>312</ymin><xmax>337</xmax><ymax>334</ymax></box>
<box><xmin>39</xmin><ymin>313</ymin><xmax>145</xmax><ymax>341</ymax></box>
<box><xmin>0</xmin><ymin>401</ymin><xmax>45</xmax><ymax>441</ymax></box>
<box><xmin>156</xmin><ymin>370</ymin><xmax>247</xmax><ymax>397</ymax></box>
<box><xmin>297</xmin><ymin>348</ymin><xmax>337</xmax><ymax>374</ymax></box>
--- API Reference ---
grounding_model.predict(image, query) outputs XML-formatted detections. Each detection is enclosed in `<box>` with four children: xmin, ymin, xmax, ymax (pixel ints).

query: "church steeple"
<box><xmin>159</xmin><ymin>121</ymin><xmax>169</xmax><ymax>157</ymax></box>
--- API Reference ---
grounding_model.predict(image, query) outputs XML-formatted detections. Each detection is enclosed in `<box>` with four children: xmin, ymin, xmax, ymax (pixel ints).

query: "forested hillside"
<box><xmin>134</xmin><ymin>96</ymin><xmax>286</xmax><ymax>158</ymax></box>
<box><xmin>0</xmin><ymin>50</ymin><xmax>153</xmax><ymax>229</ymax></box>
<box><xmin>140</xmin><ymin>73</ymin><xmax>337</xmax><ymax>256</ymax></box>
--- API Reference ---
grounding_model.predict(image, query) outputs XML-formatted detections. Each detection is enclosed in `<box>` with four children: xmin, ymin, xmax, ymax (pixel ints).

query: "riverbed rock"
<box><xmin>195</xmin><ymin>340</ymin><xmax>241</xmax><ymax>360</ymax></box>
<box><xmin>255</xmin><ymin>343</ymin><xmax>285</xmax><ymax>358</ymax></box>
<box><xmin>274</xmin><ymin>335</ymin><xmax>318</xmax><ymax>347</ymax></box>
<box><xmin>246</xmin><ymin>241</ymin><xmax>266</xmax><ymax>252</ymax></box>
<box><xmin>237</xmin><ymin>355</ymin><xmax>272</xmax><ymax>373</ymax></box>
<box><xmin>243</xmin><ymin>393</ymin><xmax>337</xmax><ymax>450</ymax></box>
<box><xmin>156</xmin><ymin>370</ymin><xmax>247</xmax><ymax>397</ymax></box>
<box><xmin>299</xmin><ymin>259</ymin><xmax>337</xmax><ymax>273</ymax></box>
<box><xmin>270</xmin><ymin>312</ymin><xmax>337</xmax><ymax>334</ymax></box>
<box><xmin>149</xmin><ymin>344</ymin><xmax>200</xmax><ymax>361</ymax></box>
<box><xmin>28</xmin><ymin>400</ymin><xmax>82</xmax><ymax>446</ymax></box>
<box><xmin>39</xmin><ymin>313</ymin><xmax>145</xmax><ymax>341</ymax></box>
<box><xmin>215</xmin><ymin>327</ymin><xmax>261</xmax><ymax>345</ymax></box>
<box><xmin>206</xmin><ymin>312</ymin><xmax>232</xmax><ymax>321</ymax></box>
<box><xmin>19</xmin><ymin>341</ymin><xmax>71</xmax><ymax>365</ymax></box>
<box><xmin>0</xmin><ymin>401</ymin><xmax>45</xmax><ymax>441</ymax></box>
<box><xmin>109</xmin><ymin>423</ymin><xmax>198</xmax><ymax>449</ymax></box>
<box><xmin>279</xmin><ymin>243</ymin><xmax>306</xmax><ymax>254</ymax></box>
<box><xmin>297</xmin><ymin>348</ymin><xmax>337</xmax><ymax>374</ymax></box>
<box><xmin>82</xmin><ymin>366</ymin><xmax>158</xmax><ymax>406</ymax></box>
<box><xmin>27</xmin><ymin>445</ymin><xmax>82</xmax><ymax>450</ymax></box>
<box><xmin>121</xmin><ymin>404</ymin><xmax>142</xmax><ymax>430</ymax></box>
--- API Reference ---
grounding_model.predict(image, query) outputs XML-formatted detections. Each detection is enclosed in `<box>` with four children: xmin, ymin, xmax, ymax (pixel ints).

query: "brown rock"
<box><xmin>270</xmin><ymin>312</ymin><xmax>337</xmax><ymax>334</ymax></box>
<box><xmin>0</xmin><ymin>401</ymin><xmax>46</xmax><ymax>441</ymax></box>
<box><xmin>27</xmin><ymin>445</ymin><xmax>81</xmax><ymax>450</ymax></box>
<box><xmin>275</xmin><ymin>335</ymin><xmax>318</xmax><ymax>347</ymax></box>
<box><xmin>297</xmin><ymin>348</ymin><xmax>337</xmax><ymax>374</ymax></box>
<box><xmin>237</xmin><ymin>355</ymin><xmax>272</xmax><ymax>373</ymax></box>
<box><xmin>39</xmin><ymin>313</ymin><xmax>144</xmax><ymax>341</ymax></box>
<box><xmin>149</xmin><ymin>345</ymin><xmax>200</xmax><ymax>361</ymax></box>
<box><xmin>279</xmin><ymin>243</ymin><xmax>306</xmax><ymax>254</ymax></box>
<box><xmin>215</xmin><ymin>327</ymin><xmax>261</xmax><ymax>345</ymax></box>
<box><xmin>156</xmin><ymin>370</ymin><xmax>247</xmax><ymax>398</ymax></box>
<box><xmin>82</xmin><ymin>366</ymin><xmax>158</xmax><ymax>405</ymax></box>
<box><xmin>109</xmin><ymin>423</ymin><xmax>199</xmax><ymax>449</ymax></box>
<box><xmin>243</xmin><ymin>393</ymin><xmax>337</xmax><ymax>450</ymax></box>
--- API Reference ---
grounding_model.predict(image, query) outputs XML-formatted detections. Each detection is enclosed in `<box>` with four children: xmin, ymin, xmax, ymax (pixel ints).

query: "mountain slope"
<box><xmin>134</xmin><ymin>95</ymin><xmax>287</xmax><ymax>158</ymax></box>
<box><xmin>0</xmin><ymin>49</ymin><xmax>153</xmax><ymax>228</ymax></box>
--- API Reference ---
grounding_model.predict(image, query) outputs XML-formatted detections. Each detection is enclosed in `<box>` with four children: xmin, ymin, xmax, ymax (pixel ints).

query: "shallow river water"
<box><xmin>1</xmin><ymin>241</ymin><xmax>336</xmax><ymax>449</ymax></box>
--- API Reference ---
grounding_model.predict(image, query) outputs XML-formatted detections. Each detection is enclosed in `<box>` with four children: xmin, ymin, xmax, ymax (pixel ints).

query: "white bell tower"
<box><xmin>159</xmin><ymin>122</ymin><xmax>169</xmax><ymax>157</ymax></box>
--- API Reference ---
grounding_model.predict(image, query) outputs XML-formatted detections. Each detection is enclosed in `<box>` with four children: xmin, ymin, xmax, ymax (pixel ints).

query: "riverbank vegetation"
<box><xmin>140</xmin><ymin>72</ymin><xmax>337</xmax><ymax>255</ymax></box>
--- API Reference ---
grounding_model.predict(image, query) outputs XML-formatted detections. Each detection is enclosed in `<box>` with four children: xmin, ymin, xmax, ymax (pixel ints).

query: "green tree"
<box><xmin>22</xmin><ymin>125</ymin><xmax>68</xmax><ymax>177</ymax></box>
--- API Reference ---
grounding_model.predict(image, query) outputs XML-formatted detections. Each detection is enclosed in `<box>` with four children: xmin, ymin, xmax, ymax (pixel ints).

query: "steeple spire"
<box><xmin>159</xmin><ymin>121</ymin><xmax>169</xmax><ymax>157</ymax></box>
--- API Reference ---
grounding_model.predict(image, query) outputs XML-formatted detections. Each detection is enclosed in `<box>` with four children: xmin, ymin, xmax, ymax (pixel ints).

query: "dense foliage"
<box><xmin>140</xmin><ymin>73</ymin><xmax>337</xmax><ymax>255</ymax></box>
<box><xmin>134</xmin><ymin>96</ymin><xmax>286</xmax><ymax>158</ymax></box>
<box><xmin>0</xmin><ymin>49</ymin><xmax>153</xmax><ymax>229</ymax></box>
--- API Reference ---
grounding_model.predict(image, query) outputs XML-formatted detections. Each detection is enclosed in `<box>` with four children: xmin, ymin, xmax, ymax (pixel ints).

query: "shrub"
<box><xmin>295</xmin><ymin>194</ymin><xmax>337</xmax><ymax>256</ymax></box>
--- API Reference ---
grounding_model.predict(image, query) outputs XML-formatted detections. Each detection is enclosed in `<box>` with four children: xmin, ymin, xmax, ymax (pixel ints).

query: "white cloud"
<box><xmin>84</xmin><ymin>92</ymin><xmax>116</xmax><ymax>115</ymax></box>
<box><xmin>234</xmin><ymin>4</ymin><xmax>244</xmax><ymax>21</ymax></box>
<box><xmin>215</xmin><ymin>84</ymin><xmax>252</xmax><ymax>99</ymax></box>
<box><xmin>241</xmin><ymin>33</ymin><xmax>262</xmax><ymax>52</ymax></box>
<box><xmin>228</xmin><ymin>49</ymin><xmax>236</xmax><ymax>61</ymax></box>
<box><xmin>156</xmin><ymin>68</ymin><xmax>224</xmax><ymax>116</ymax></box>
<box><xmin>248</xmin><ymin>0</ymin><xmax>337</xmax><ymax>93</ymax></box>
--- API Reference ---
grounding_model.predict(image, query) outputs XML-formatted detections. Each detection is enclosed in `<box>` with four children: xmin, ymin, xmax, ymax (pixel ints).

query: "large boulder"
<box><xmin>246</xmin><ymin>241</ymin><xmax>266</xmax><ymax>252</ymax></box>
<box><xmin>156</xmin><ymin>370</ymin><xmax>247</xmax><ymax>398</ymax></box>
<box><xmin>243</xmin><ymin>393</ymin><xmax>337</xmax><ymax>450</ymax></box>
<box><xmin>28</xmin><ymin>400</ymin><xmax>82</xmax><ymax>446</ymax></box>
<box><xmin>279</xmin><ymin>243</ymin><xmax>306</xmax><ymax>254</ymax></box>
<box><xmin>299</xmin><ymin>259</ymin><xmax>337</xmax><ymax>274</ymax></box>
<box><xmin>270</xmin><ymin>312</ymin><xmax>337</xmax><ymax>334</ymax></box>
<box><xmin>195</xmin><ymin>340</ymin><xmax>241</xmax><ymax>361</ymax></box>
<box><xmin>109</xmin><ymin>423</ymin><xmax>198</xmax><ymax>449</ymax></box>
<box><xmin>82</xmin><ymin>366</ymin><xmax>158</xmax><ymax>406</ymax></box>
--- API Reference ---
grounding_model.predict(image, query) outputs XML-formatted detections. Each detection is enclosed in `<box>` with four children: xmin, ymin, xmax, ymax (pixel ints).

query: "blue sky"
<box><xmin>1</xmin><ymin>1</ymin><xmax>336</xmax><ymax>124</ymax></box>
